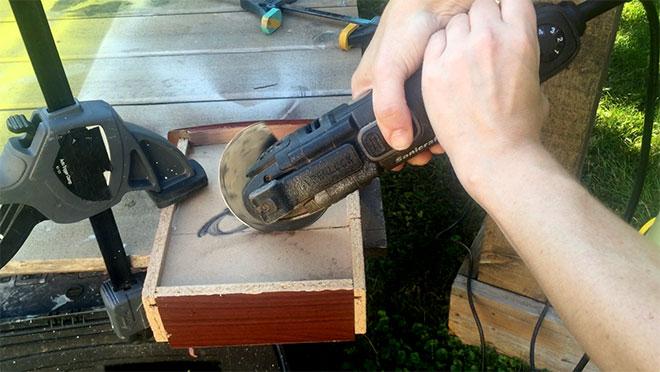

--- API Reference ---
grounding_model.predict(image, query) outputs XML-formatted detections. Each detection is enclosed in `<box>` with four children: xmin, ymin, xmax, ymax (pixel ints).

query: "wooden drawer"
<box><xmin>143</xmin><ymin>121</ymin><xmax>367</xmax><ymax>347</ymax></box>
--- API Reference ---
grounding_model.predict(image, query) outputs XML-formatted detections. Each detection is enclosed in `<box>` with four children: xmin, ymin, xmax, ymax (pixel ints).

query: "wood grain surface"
<box><xmin>157</xmin><ymin>290</ymin><xmax>356</xmax><ymax>347</ymax></box>
<box><xmin>449</xmin><ymin>275</ymin><xmax>596</xmax><ymax>372</ymax></box>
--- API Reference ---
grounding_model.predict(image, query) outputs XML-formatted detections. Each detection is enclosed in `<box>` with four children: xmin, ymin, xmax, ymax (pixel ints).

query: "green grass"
<box><xmin>582</xmin><ymin>2</ymin><xmax>660</xmax><ymax>226</ymax></box>
<box><xmin>331</xmin><ymin>1</ymin><xmax>659</xmax><ymax>370</ymax></box>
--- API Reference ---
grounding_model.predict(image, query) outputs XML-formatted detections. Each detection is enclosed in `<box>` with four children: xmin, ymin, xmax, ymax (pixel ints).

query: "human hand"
<box><xmin>351</xmin><ymin>0</ymin><xmax>472</xmax><ymax>168</ymax></box>
<box><xmin>421</xmin><ymin>0</ymin><xmax>548</xmax><ymax>201</ymax></box>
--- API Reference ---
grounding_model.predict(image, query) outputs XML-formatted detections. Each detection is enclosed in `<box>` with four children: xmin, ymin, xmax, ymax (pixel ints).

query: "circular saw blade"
<box><xmin>218</xmin><ymin>123</ymin><xmax>324</xmax><ymax>232</ymax></box>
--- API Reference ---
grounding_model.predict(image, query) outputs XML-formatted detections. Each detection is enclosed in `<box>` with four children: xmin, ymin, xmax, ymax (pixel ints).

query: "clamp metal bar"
<box><xmin>90</xmin><ymin>210</ymin><xmax>134</xmax><ymax>291</ymax></box>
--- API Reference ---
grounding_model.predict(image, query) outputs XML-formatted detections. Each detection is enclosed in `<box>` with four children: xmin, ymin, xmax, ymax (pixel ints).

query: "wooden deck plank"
<box><xmin>449</xmin><ymin>275</ymin><xmax>596</xmax><ymax>372</ymax></box>
<box><xmin>2</xmin><ymin>49</ymin><xmax>357</xmax><ymax>110</ymax></box>
<box><xmin>0</xmin><ymin>0</ymin><xmax>357</xmax><ymax>21</ymax></box>
<box><xmin>0</xmin><ymin>7</ymin><xmax>360</xmax><ymax>63</ymax></box>
<box><xmin>1</xmin><ymin>96</ymin><xmax>351</xmax><ymax>137</ymax></box>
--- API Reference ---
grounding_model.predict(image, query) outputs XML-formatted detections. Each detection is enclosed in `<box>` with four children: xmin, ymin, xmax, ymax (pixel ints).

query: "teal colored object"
<box><xmin>260</xmin><ymin>8</ymin><xmax>282</xmax><ymax>34</ymax></box>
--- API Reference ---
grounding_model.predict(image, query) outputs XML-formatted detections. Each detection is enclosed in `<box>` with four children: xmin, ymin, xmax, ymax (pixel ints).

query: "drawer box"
<box><xmin>142</xmin><ymin>121</ymin><xmax>369</xmax><ymax>347</ymax></box>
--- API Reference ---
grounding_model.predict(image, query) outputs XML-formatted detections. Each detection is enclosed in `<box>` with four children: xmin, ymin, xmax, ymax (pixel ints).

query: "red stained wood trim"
<box><xmin>167</xmin><ymin>119</ymin><xmax>312</xmax><ymax>145</ymax></box>
<box><xmin>157</xmin><ymin>290</ymin><xmax>355</xmax><ymax>347</ymax></box>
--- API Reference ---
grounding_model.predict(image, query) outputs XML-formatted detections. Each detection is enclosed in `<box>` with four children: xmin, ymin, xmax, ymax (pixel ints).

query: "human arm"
<box><xmin>351</xmin><ymin>0</ymin><xmax>473</xmax><ymax>167</ymax></box>
<box><xmin>420</xmin><ymin>0</ymin><xmax>660</xmax><ymax>369</ymax></box>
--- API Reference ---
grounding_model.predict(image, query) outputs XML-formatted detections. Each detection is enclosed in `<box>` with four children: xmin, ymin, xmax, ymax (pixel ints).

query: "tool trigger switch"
<box><xmin>359</xmin><ymin>123</ymin><xmax>390</xmax><ymax>159</ymax></box>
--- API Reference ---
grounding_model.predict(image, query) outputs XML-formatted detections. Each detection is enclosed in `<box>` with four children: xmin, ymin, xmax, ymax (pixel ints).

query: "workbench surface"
<box><xmin>0</xmin><ymin>0</ymin><xmax>363</xmax><ymax>275</ymax></box>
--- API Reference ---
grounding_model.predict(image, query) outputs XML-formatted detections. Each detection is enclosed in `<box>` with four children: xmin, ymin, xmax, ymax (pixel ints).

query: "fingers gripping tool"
<box><xmin>221</xmin><ymin>1</ymin><xmax>630</xmax><ymax>231</ymax></box>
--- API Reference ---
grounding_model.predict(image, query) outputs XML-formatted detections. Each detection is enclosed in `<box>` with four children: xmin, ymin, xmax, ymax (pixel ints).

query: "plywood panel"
<box><xmin>477</xmin><ymin>7</ymin><xmax>621</xmax><ymax>301</ymax></box>
<box><xmin>157</xmin><ymin>141</ymin><xmax>355</xmax><ymax>287</ymax></box>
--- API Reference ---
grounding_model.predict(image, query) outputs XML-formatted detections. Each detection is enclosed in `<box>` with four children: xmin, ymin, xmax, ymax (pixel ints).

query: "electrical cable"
<box><xmin>623</xmin><ymin>0</ymin><xmax>659</xmax><ymax>223</ymax></box>
<box><xmin>573</xmin><ymin>353</ymin><xmax>591</xmax><ymax>372</ymax></box>
<box><xmin>435</xmin><ymin>200</ymin><xmax>475</xmax><ymax>239</ymax></box>
<box><xmin>433</xmin><ymin>200</ymin><xmax>484</xmax><ymax>370</ymax></box>
<box><xmin>529</xmin><ymin>301</ymin><xmax>551</xmax><ymax>371</ymax></box>
<box><xmin>578</xmin><ymin>1</ymin><xmax>630</xmax><ymax>21</ymax></box>
<box><xmin>457</xmin><ymin>241</ymin><xmax>486</xmax><ymax>372</ymax></box>
<box><xmin>273</xmin><ymin>344</ymin><xmax>290</xmax><ymax>372</ymax></box>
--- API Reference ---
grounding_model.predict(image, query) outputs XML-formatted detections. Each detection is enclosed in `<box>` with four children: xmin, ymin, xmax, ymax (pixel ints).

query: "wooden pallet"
<box><xmin>447</xmin><ymin>3</ymin><xmax>622</xmax><ymax>371</ymax></box>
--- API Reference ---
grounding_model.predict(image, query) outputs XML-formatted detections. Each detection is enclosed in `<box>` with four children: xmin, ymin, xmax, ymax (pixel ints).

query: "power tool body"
<box><xmin>220</xmin><ymin>1</ymin><xmax>628</xmax><ymax>231</ymax></box>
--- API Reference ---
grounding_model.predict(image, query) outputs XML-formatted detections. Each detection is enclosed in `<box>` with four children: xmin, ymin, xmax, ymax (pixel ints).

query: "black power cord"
<box><xmin>624</xmin><ymin>0</ymin><xmax>659</xmax><ymax>223</ymax></box>
<box><xmin>274</xmin><ymin>344</ymin><xmax>290</xmax><ymax>372</ymax></box>
<box><xmin>457</xmin><ymin>241</ymin><xmax>486</xmax><ymax>372</ymax></box>
<box><xmin>573</xmin><ymin>353</ymin><xmax>591</xmax><ymax>372</ymax></box>
<box><xmin>529</xmin><ymin>301</ymin><xmax>551</xmax><ymax>371</ymax></box>
<box><xmin>528</xmin><ymin>1</ymin><xmax>659</xmax><ymax>371</ymax></box>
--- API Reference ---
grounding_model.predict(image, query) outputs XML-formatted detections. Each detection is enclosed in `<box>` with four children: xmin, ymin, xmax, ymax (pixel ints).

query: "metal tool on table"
<box><xmin>1</xmin><ymin>0</ymin><xmax>207</xmax><ymax>339</ymax></box>
<box><xmin>240</xmin><ymin>0</ymin><xmax>379</xmax><ymax>50</ymax></box>
<box><xmin>220</xmin><ymin>0</ymin><xmax>632</xmax><ymax>232</ymax></box>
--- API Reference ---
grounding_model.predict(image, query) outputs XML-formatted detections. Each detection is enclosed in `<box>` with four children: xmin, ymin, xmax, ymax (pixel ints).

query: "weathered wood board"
<box><xmin>449</xmin><ymin>275</ymin><xmax>596</xmax><ymax>372</ymax></box>
<box><xmin>143</xmin><ymin>122</ymin><xmax>367</xmax><ymax>347</ymax></box>
<box><xmin>3</xmin><ymin>50</ymin><xmax>355</xmax><ymax>110</ymax></box>
<box><xmin>0</xmin><ymin>0</ymin><xmax>360</xmax><ymax>111</ymax></box>
<box><xmin>0</xmin><ymin>0</ymin><xmax>357</xmax><ymax>20</ymax></box>
<box><xmin>0</xmin><ymin>7</ymin><xmax>358</xmax><ymax>63</ymax></box>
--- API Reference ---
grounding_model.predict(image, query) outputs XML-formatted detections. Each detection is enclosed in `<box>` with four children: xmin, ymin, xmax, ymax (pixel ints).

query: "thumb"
<box><xmin>372</xmin><ymin>62</ymin><xmax>414</xmax><ymax>151</ymax></box>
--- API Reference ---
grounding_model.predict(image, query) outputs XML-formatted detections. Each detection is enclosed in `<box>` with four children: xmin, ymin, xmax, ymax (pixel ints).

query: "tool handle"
<box><xmin>352</xmin><ymin>70</ymin><xmax>435</xmax><ymax>170</ymax></box>
<box><xmin>352</xmin><ymin>1</ymin><xmax>588</xmax><ymax>170</ymax></box>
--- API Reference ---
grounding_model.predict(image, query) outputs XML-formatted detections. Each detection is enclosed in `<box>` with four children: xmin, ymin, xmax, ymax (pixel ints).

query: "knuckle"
<box><xmin>472</xmin><ymin>29</ymin><xmax>498</xmax><ymax>51</ymax></box>
<box><xmin>375</xmin><ymin>103</ymin><xmax>405</xmax><ymax>124</ymax></box>
<box><xmin>351</xmin><ymin>73</ymin><xmax>364</xmax><ymax>91</ymax></box>
<box><xmin>373</xmin><ymin>57</ymin><xmax>396</xmax><ymax>77</ymax></box>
